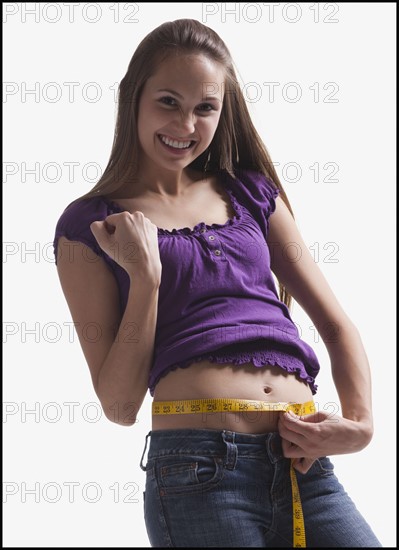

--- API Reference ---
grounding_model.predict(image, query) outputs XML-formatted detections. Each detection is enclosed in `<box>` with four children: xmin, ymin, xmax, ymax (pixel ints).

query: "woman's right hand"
<box><xmin>90</xmin><ymin>211</ymin><xmax>162</xmax><ymax>285</ymax></box>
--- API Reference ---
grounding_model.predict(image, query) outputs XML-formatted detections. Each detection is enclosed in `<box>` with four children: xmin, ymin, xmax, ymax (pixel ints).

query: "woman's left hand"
<box><xmin>278</xmin><ymin>409</ymin><xmax>373</xmax><ymax>474</ymax></box>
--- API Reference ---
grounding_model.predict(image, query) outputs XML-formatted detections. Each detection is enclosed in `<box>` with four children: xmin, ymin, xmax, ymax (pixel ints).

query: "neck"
<box><xmin>136</xmin><ymin>164</ymin><xmax>204</xmax><ymax>198</ymax></box>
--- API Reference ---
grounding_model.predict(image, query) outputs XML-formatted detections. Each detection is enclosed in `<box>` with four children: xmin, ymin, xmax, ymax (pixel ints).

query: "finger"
<box><xmin>295</xmin><ymin>411</ymin><xmax>328</xmax><ymax>424</ymax></box>
<box><xmin>90</xmin><ymin>221</ymin><xmax>104</xmax><ymax>239</ymax></box>
<box><xmin>280</xmin><ymin>411</ymin><xmax>317</xmax><ymax>436</ymax></box>
<box><xmin>281</xmin><ymin>437</ymin><xmax>307</xmax><ymax>459</ymax></box>
<box><xmin>105</xmin><ymin>212</ymin><xmax>129</xmax><ymax>223</ymax></box>
<box><xmin>292</xmin><ymin>457</ymin><xmax>317</xmax><ymax>474</ymax></box>
<box><xmin>90</xmin><ymin>221</ymin><xmax>113</xmax><ymax>247</ymax></box>
<box><xmin>278</xmin><ymin>421</ymin><xmax>307</xmax><ymax>447</ymax></box>
<box><xmin>103</xmin><ymin>219</ymin><xmax>116</xmax><ymax>234</ymax></box>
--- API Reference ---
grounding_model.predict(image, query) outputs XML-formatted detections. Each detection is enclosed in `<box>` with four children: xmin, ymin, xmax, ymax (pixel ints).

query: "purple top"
<box><xmin>53</xmin><ymin>169</ymin><xmax>320</xmax><ymax>396</ymax></box>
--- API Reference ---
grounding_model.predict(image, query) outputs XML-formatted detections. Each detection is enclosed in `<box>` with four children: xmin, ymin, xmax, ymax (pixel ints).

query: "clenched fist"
<box><xmin>90</xmin><ymin>211</ymin><xmax>162</xmax><ymax>285</ymax></box>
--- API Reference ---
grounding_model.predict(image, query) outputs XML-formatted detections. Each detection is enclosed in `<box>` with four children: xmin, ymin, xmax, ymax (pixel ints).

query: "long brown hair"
<box><xmin>77</xmin><ymin>18</ymin><xmax>294</xmax><ymax>309</ymax></box>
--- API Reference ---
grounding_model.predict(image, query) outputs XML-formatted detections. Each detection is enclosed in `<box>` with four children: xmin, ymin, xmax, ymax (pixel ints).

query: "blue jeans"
<box><xmin>140</xmin><ymin>429</ymin><xmax>381</xmax><ymax>548</ymax></box>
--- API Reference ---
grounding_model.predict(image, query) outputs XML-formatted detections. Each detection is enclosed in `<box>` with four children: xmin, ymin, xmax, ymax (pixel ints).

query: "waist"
<box><xmin>143</xmin><ymin>428</ymin><xmax>284</xmax><ymax>461</ymax></box>
<box><xmin>152</xmin><ymin>360</ymin><xmax>314</xmax><ymax>433</ymax></box>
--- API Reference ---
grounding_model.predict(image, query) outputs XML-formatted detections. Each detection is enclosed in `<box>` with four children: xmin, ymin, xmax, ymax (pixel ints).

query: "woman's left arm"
<box><xmin>267</xmin><ymin>196</ymin><xmax>374</xmax><ymax>473</ymax></box>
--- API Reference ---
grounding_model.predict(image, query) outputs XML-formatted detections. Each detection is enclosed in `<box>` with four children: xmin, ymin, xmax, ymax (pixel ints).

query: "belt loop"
<box><xmin>267</xmin><ymin>433</ymin><xmax>283</xmax><ymax>463</ymax></box>
<box><xmin>221</xmin><ymin>430</ymin><xmax>238</xmax><ymax>470</ymax></box>
<box><xmin>140</xmin><ymin>431</ymin><xmax>152</xmax><ymax>471</ymax></box>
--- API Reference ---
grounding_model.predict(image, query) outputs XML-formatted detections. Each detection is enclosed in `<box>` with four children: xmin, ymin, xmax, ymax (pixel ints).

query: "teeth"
<box><xmin>160</xmin><ymin>135</ymin><xmax>192</xmax><ymax>149</ymax></box>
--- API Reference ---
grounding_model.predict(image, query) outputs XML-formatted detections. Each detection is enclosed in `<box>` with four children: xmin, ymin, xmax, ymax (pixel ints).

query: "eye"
<box><xmin>197</xmin><ymin>103</ymin><xmax>216</xmax><ymax>112</ymax></box>
<box><xmin>159</xmin><ymin>96</ymin><xmax>177</xmax><ymax>106</ymax></box>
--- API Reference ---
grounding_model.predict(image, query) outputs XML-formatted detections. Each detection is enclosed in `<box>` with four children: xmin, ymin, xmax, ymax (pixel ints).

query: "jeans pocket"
<box><xmin>160</xmin><ymin>461</ymin><xmax>198</xmax><ymax>487</ymax></box>
<box><xmin>195</xmin><ymin>455</ymin><xmax>222</xmax><ymax>484</ymax></box>
<box><xmin>157</xmin><ymin>455</ymin><xmax>224</xmax><ymax>495</ymax></box>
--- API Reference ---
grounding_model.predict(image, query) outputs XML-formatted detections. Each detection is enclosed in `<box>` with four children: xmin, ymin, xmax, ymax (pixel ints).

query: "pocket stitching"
<box><xmin>157</xmin><ymin>456</ymin><xmax>225</xmax><ymax>495</ymax></box>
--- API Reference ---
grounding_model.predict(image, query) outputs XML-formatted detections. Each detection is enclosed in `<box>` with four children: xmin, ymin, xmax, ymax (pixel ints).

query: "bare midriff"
<box><xmin>152</xmin><ymin>359</ymin><xmax>314</xmax><ymax>434</ymax></box>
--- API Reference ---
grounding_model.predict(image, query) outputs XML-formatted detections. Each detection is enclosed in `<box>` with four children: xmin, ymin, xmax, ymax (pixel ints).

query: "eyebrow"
<box><xmin>156</xmin><ymin>88</ymin><xmax>221</xmax><ymax>102</ymax></box>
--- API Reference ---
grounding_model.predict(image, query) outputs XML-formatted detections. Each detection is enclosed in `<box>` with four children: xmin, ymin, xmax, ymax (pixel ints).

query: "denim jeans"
<box><xmin>140</xmin><ymin>429</ymin><xmax>381</xmax><ymax>548</ymax></box>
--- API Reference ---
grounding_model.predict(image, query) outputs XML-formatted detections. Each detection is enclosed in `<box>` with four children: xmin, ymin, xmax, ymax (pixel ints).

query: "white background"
<box><xmin>3</xmin><ymin>2</ymin><xmax>396</xmax><ymax>547</ymax></box>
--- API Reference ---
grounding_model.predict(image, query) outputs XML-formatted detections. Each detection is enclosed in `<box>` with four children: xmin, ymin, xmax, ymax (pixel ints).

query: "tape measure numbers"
<box><xmin>290</xmin><ymin>459</ymin><xmax>306</xmax><ymax>547</ymax></box>
<box><xmin>152</xmin><ymin>398</ymin><xmax>316</xmax><ymax>416</ymax></box>
<box><xmin>152</xmin><ymin>398</ymin><xmax>315</xmax><ymax>547</ymax></box>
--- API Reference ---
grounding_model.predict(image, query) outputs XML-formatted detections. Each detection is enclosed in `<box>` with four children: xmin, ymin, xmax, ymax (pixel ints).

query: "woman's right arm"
<box><xmin>55</xmin><ymin>211</ymin><xmax>162</xmax><ymax>427</ymax></box>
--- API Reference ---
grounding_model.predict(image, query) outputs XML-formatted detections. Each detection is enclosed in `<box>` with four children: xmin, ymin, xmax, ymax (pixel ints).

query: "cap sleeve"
<box><xmin>53</xmin><ymin>196</ymin><xmax>112</xmax><ymax>268</ymax></box>
<box><xmin>225</xmin><ymin>169</ymin><xmax>280</xmax><ymax>237</ymax></box>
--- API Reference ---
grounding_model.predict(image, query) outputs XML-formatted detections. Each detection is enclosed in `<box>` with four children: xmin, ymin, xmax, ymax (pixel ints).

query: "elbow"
<box><xmin>105</xmin><ymin>415</ymin><xmax>137</xmax><ymax>427</ymax></box>
<box><xmin>95</xmin><ymin>381</ymin><xmax>141</xmax><ymax>427</ymax></box>
<box><xmin>361</xmin><ymin>422</ymin><xmax>374</xmax><ymax>448</ymax></box>
<box><xmin>355</xmin><ymin>420</ymin><xmax>374</xmax><ymax>451</ymax></box>
<box><xmin>99</xmin><ymin>398</ymin><xmax>140</xmax><ymax>427</ymax></box>
<box><xmin>103</xmin><ymin>406</ymin><xmax>138</xmax><ymax>427</ymax></box>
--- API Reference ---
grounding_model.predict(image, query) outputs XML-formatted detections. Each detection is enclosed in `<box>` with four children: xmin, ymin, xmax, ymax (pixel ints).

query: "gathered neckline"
<box><xmin>100</xmin><ymin>183</ymin><xmax>243</xmax><ymax>237</ymax></box>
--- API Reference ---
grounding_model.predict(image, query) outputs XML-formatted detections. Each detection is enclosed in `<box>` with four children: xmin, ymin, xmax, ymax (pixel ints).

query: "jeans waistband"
<box><xmin>139</xmin><ymin>429</ymin><xmax>284</xmax><ymax>471</ymax></box>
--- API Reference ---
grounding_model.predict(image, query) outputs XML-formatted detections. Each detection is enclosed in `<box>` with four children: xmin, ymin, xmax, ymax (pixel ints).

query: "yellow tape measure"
<box><xmin>152</xmin><ymin>398</ymin><xmax>315</xmax><ymax>416</ymax></box>
<box><xmin>152</xmin><ymin>398</ymin><xmax>315</xmax><ymax>548</ymax></box>
<box><xmin>290</xmin><ymin>460</ymin><xmax>306</xmax><ymax>547</ymax></box>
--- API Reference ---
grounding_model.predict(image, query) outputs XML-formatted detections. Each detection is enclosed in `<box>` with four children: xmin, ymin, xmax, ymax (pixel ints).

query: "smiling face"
<box><xmin>136</xmin><ymin>53</ymin><xmax>225</xmax><ymax>174</ymax></box>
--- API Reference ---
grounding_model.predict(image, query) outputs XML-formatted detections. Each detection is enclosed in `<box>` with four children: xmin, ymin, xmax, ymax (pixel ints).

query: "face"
<box><xmin>136</xmin><ymin>53</ymin><xmax>225</xmax><ymax>173</ymax></box>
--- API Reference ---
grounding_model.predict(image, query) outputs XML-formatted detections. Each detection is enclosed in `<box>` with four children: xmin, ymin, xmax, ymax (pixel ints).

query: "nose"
<box><xmin>175</xmin><ymin>110</ymin><xmax>196</xmax><ymax>135</ymax></box>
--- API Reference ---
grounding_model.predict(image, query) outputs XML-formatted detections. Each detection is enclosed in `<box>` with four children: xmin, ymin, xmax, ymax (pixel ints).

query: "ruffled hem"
<box><xmin>101</xmin><ymin>188</ymin><xmax>243</xmax><ymax>237</ymax></box>
<box><xmin>150</xmin><ymin>349</ymin><xmax>318</xmax><ymax>396</ymax></box>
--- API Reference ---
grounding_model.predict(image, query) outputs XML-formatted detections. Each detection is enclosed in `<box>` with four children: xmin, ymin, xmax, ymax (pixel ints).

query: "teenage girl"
<box><xmin>53</xmin><ymin>19</ymin><xmax>381</xmax><ymax>548</ymax></box>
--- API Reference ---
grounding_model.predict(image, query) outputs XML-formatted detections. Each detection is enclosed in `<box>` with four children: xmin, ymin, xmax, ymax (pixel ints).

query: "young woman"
<box><xmin>53</xmin><ymin>19</ymin><xmax>381</xmax><ymax>548</ymax></box>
